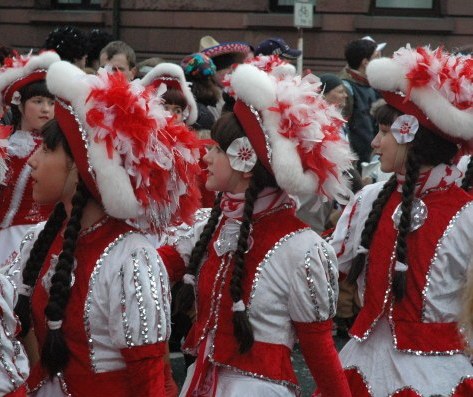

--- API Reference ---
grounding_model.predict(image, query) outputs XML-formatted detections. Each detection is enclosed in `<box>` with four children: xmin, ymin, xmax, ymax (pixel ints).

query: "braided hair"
<box><xmin>176</xmin><ymin>112</ymin><xmax>277</xmax><ymax>353</ymax></box>
<box><xmin>14</xmin><ymin>119</ymin><xmax>91</xmax><ymax>375</ymax></box>
<box><xmin>461</xmin><ymin>156</ymin><xmax>473</xmax><ymax>192</ymax></box>
<box><xmin>348</xmin><ymin>104</ymin><xmax>458</xmax><ymax>301</ymax></box>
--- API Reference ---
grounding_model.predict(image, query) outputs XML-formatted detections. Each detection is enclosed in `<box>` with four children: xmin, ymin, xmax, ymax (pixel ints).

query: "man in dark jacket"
<box><xmin>340</xmin><ymin>39</ymin><xmax>381</xmax><ymax>167</ymax></box>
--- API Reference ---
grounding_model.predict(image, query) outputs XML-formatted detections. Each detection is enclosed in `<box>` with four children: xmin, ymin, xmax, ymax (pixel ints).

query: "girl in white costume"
<box><xmin>159</xmin><ymin>56</ymin><xmax>355</xmax><ymax>397</ymax></box>
<box><xmin>331</xmin><ymin>45</ymin><xmax>473</xmax><ymax>397</ymax></box>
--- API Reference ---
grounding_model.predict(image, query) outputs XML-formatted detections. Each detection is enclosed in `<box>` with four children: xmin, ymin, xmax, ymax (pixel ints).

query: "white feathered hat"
<box><xmin>140</xmin><ymin>62</ymin><xmax>198</xmax><ymax>125</ymax></box>
<box><xmin>366</xmin><ymin>45</ymin><xmax>473</xmax><ymax>143</ymax></box>
<box><xmin>226</xmin><ymin>61</ymin><xmax>355</xmax><ymax>204</ymax></box>
<box><xmin>0</xmin><ymin>51</ymin><xmax>60</xmax><ymax>108</ymax></box>
<box><xmin>47</xmin><ymin>61</ymin><xmax>202</xmax><ymax>231</ymax></box>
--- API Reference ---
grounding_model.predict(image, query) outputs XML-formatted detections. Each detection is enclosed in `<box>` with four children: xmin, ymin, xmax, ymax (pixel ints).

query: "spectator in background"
<box><xmin>43</xmin><ymin>26</ymin><xmax>88</xmax><ymax>70</ymax></box>
<box><xmin>181</xmin><ymin>52</ymin><xmax>221</xmax><ymax>138</ymax></box>
<box><xmin>340</xmin><ymin>38</ymin><xmax>381</xmax><ymax>168</ymax></box>
<box><xmin>99</xmin><ymin>40</ymin><xmax>137</xmax><ymax>81</ymax></box>
<box><xmin>253</xmin><ymin>37</ymin><xmax>301</xmax><ymax>60</ymax></box>
<box><xmin>85</xmin><ymin>28</ymin><xmax>114</xmax><ymax>72</ymax></box>
<box><xmin>0</xmin><ymin>44</ymin><xmax>14</xmax><ymax>66</ymax></box>
<box><xmin>136</xmin><ymin>56</ymin><xmax>165</xmax><ymax>79</ymax></box>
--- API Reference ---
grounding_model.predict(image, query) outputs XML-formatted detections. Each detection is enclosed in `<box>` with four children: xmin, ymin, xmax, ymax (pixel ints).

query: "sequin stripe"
<box><xmin>142</xmin><ymin>250</ymin><xmax>164</xmax><ymax>342</ymax></box>
<box><xmin>5</xmin><ymin>231</ymin><xmax>35</xmax><ymax>281</ymax></box>
<box><xmin>0</xmin><ymin>324</ymin><xmax>18</xmax><ymax>388</ymax></box>
<box><xmin>119</xmin><ymin>266</ymin><xmax>133</xmax><ymax>348</ymax></box>
<box><xmin>449</xmin><ymin>376</ymin><xmax>473</xmax><ymax>396</ymax></box>
<box><xmin>182</xmin><ymin>254</ymin><xmax>231</xmax><ymax>355</ymax></box>
<box><xmin>84</xmin><ymin>231</ymin><xmax>136</xmax><ymax>371</ymax></box>
<box><xmin>168</xmin><ymin>208</ymin><xmax>212</xmax><ymax>247</ymax></box>
<box><xmin>388</xmin><ymin>385</ymin><xmax>422</xmax><ymax>396</ymax></box>
<box><xmin>57</xmin><ymin>373</ymin><xmax>72</xmax><ymax>397</ymax></box>
<box><xmin>351</xmin><ymin>243</ymin><xmax>396</xmax><ymax>342</ymax></box>
<box><xmin>304</xmin><ymin>247</ymin><xmax>321</xmax><ymax>319</ymax></box>
<box><xmin>131</xmin><ymin>252</ymin><xmax>150</xmax><ymax>344</ymax></box>
<box><xmin>320</xmin><ymin>243</ymin><xmax>336</xmax><ymax>318</ymax></box>
<box><xmin>0</xmin><ymin>302</ymin><xmax>25</xmax><ymax>383</ymax></box>
<box><xmin>0</xmin><ymin>162</ymin><xmax>31</xmax><ymax>228</ymax></box>
<box><xmin>421</xmin><ymin>201</ymin><xmax>473</xmax><ymax>322</ymax></box>
<box><xmin>247</xmin><ymin>228</ymin><xmax>309</xmax><ymax>312</ymax></box>
<box><xmin>249</xmin><ymin>105</ymin><xmax>272</xmax><ymax>168</ymax></box>
<box><xmin>154</xmin><ymin>253</ymin><xmax>171</xmax><ymax>340</ymax></box>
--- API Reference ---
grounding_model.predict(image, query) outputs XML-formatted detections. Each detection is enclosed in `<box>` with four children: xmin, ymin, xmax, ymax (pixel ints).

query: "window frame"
<box><xmin>52</xmin><ymin>0</ymin><xmax>101</xmax><ymax>10</ymax></box>
<box><xmin>270</xmin><ymin>0</ymin><xmax>316</xmax><ymax>14</ymax></box>
<box><xmin>370</xmin><ymin>0</ymin><xmax>441</xmax><ymax>17</ymax></box>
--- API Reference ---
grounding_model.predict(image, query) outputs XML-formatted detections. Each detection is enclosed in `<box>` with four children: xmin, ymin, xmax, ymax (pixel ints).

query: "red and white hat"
<box><xmin>366</xmin><ymin>45</ymin><xmax>473</xmax><ymax>144</ymax></box>
<box><xmin>0</xmin><ymin>51</ymin><xmax>60</xmax><ymax>108</ymax></box>
<box><xmin>46</xmin><ymin>61</ymin><xmax>202</xmax><ymax>232</ymax></box>
<box><xmin>226</xmin><ymin>63</ymin><xmax>355</xmax><ymax>204</ymax></box>
<box><xmin>140</xmin><ymin>63</ymin><xmax>198</xmax><ymax>125</ymax></box>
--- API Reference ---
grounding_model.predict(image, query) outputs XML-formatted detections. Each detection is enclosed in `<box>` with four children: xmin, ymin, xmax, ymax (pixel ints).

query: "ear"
<box><xmin>130</xmin><ymin>66</ymin><xmax>137</xmax><ymax>80</ymax></box>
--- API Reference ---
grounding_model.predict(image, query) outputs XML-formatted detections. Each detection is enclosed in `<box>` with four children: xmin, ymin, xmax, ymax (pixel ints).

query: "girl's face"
<box><xmin>28</xmin><ymin>142</ymin><xmax>78</xmax><ymax>206</ymax></box>
<box><xmin>203</xmin><ymin>144</ymin><xmax>251</xmax><ymax>193</ymax></box>
<box><xmin>20</xmin><ymin>96</ymin><xmax>54</xmax><ymax>132</ymax></box>
<box><xmin>371</xmin><ymin>124</ymin><xmax>407</xmax><ymax>174</ymax></box>
<box><xmin>164</xmin><ymin>104</ymin><xmax>184</xmax><ymax>123</ymax></box>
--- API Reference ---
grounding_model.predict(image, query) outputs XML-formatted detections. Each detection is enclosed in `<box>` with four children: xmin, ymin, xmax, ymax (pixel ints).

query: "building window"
<box><xmin>372</xmin><ymin>0</ymin><xmax>440</xmax><ymax>16</ymax></box>
<box><xmin>270</xmin><ymin>0</ymin><xmax>316</xmax><ymax>13</ymax></box>
<box><xmin>53</xmin><ymin>0</ymin><xmax>101</xmax><ymax>9</ymax></box>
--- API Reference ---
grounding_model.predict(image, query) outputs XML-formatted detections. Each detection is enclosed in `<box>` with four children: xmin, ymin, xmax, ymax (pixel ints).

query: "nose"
<box><xmin>202</xmin><ymin>150</ymin><xmax>211</xmax><ymax>164</ymax></box>
<box><xmin>371</xmin><ymin>131</ymin><xmax>381</xmax><ymax>149</ymax></box>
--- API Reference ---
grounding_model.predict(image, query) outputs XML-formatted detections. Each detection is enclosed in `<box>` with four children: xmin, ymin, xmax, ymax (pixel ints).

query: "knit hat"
<box><xmin>0</xmin><ymin>51</ymin><xmax>60</xmax><ymax>109</ymax></box>
<box><xmin>181</xmin><ymin>53</ymin><xmax>216</xmax><ymax>79</ymax></box>
<box><xmin>140</xmin><ymin>62</ymin><xmax>198</xmax><ymax>126</ymax></box>
<box><xmin>319</xmin><ymin>74</ymin><xmax>344</xmax><ymax>94</ymax></box>
<box><xmin>254</xmin><ymin>37</ymin><xmax>301</xmax><ymax>60</ymax></box>
<box><xmin>366</xmin><ymin>45</ymin><xmax>473</xmax><ymax>144</ymax></box>
<box><xmin>46</xmin><ymin>61</ymin><xmax>202</xmax><ymax>232</ymax></box>
<box><xmin>225</xmin><ymin>63</ymin><xmax>355</xmax><ymax>204</ymax></box>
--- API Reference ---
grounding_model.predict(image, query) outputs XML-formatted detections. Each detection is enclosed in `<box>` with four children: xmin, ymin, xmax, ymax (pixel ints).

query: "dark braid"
<box><xmin>461</xmin><ymin>156</ymin><xmax>473</xmax><ymax>191</ymax></box>
<box><xmin>346</xmin><ymin>175</ymin><xmax>397</xmax><ymax>284</ymax></box>
<box><xmin>15</xmin><ymin>203</ymin><xmax>67</xmax><ymax>337</ymax></box>
<box><xmin>41</xmin><ymin>181</ymin><xmax>90</xmax><ymax>376</ymax></box>
<box><xmin>231</xmin><ymin>178</ymin><xmax>261</xmax><ymax>353</ymax></box>
<box><xmin>174</xmin><ymin>192</ymin><xmax>223</xmax><ymax>315</ymax></box>
<box><xmin>392</xmin><ymin>147</ymin><xmax>421</xmax><ymax>300</ymax></box>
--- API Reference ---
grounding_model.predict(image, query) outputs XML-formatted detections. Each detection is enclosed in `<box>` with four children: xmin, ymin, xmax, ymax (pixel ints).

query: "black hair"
<box><xmin>10</xmin><ymin>80</ymin><xmax>54</xmax><ymax>131</ymax></box>
<box><xmin>344</xmin><ymin>39</ymin><xmax>377</xmax><ymax>70</ymax></box>
<box><xmin>0</xmin><ymin>44</ymin><xmax>14</xmax><ymax>66</ymax></box>
<box><xmin>175</xmin><ymin>112</ymin><xmax>277</xmax><ymax>353</ymax></box>
<box><xmin>347</xmin><ymin>104</ymin><xmax>458</xmax><ymax>300</ymax></box>
<box><xmin>187</xmin><ymin>75</ymin><xmax>221</xmax><ymax>107</ymax></box>
<box><xmin>14</xmin><ymin>119</ymin><xmax>90</xmax><ymax>376</ymax></box>
<box><xmin>43</xmin><ymin>26</ymin><xmax>88</xmax><ymax>63</ymax></box>
<box><xmin>461</xmin><ymin>156</ymin><xmax>473</xmax><ymax>192</ymax></box>
<box><xmin>86</xmin><ymin>28</ymin><xmax>114</xmax><ymax>69</ymax></box>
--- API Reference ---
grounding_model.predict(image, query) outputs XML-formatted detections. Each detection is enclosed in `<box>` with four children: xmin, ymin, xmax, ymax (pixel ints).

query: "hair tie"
<box><xmin>18</xmin><ymin>284</ymin><xmax>32</xmax><ymax>297</ymax></box>
<box><xmin>232</xmin><ymin>300</ymin><xmax>246</xmax><ymax>312</ymax></box>
<box><xmin>183</xmin><ymin>274</ymin><xmax>195</xmax><ymax>286</ymax></box>
<box><xmin>47</xmin><ymin>320</ymin><xmax>63</xmax><ymax>330</ymax></box>
<box><xmin>394</xmin><ymin>261</ymin><xmax>408</xmax><ymax>272</ymax></box>
<box><xmin>356</xmin><ymin>245</ymin><xmax>369</xmax><ymax>255</ymax></box>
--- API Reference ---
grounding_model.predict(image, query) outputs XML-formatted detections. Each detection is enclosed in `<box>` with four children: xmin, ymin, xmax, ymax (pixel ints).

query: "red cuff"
<box><xmin>121</xmin><ymin>343</ymin><xmax>166</xmax><ymax>396</ymax></box>
<box><xmin>121</xmin><ymin>342</ymin><xmax>166</xmax><ymax>362</ymax></box>
<box><xmin>5</xmin><ymin>385</ymin><xmax>27</xmax><ymax>397</ymax></box>
<box><xmin>294</xmin><ymin>320</ymin><xmax>352</xmax><ymax>397</ymax></box>
<box><xmin>158</xmin><ymin>245</ymin><xmax>187</xmax><ymax>283</ymax></box>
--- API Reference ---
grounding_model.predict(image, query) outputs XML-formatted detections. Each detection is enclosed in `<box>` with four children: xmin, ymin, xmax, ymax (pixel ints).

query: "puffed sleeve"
<box><xmin>3</xmin><ymin>223</ymin><xmax>45</xmax><ymax>290</ymax></box>
<box><xmin>288</xmin><ymin>240</ymin><xmax>338</xmax><ymax>323</ymax></box>
<box><xmin>108</xmin><ymin>243</ymin><xmax>171</xmax><ymax>348</ymax></box>
<box><xmin>0</xmin><ymin>274</ymin><xmax>29</xmax><ymax>395</ymax></box>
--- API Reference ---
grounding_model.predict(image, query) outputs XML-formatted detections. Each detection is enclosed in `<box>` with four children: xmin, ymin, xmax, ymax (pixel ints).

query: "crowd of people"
<box><xmin>0</xmin><ymin>25</ymin><xmax>472</xmax><ymax>397</ymax></box>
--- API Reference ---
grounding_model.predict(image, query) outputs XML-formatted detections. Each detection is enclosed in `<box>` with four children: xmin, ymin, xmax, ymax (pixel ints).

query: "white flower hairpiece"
<box><xmin>391</xmin><ymin>114</ymin><xmax>419</xmax><ymax>144</ymax></box>
<box><xmin>226</xmin><ymin>136</ymin><xmax>257</xmax><ymax>172</ymax></box>
<box><xmin>10</xmin><ymin>91</ymin><xmax>21</xmax><ymax>106</ymax></box>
